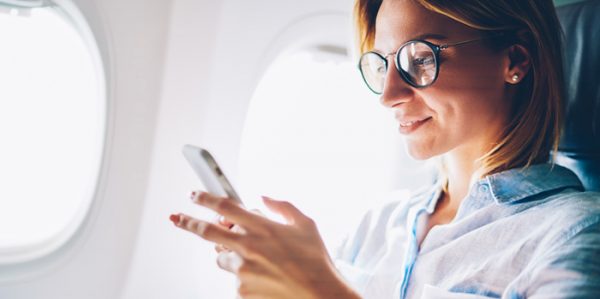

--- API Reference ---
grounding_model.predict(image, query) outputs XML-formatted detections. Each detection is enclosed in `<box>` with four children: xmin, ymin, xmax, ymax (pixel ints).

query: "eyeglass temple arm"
<box><xmin>439</xmin><ymin>37</ymin><xmax>485</xmax><ymax>50</ymax></box>
<box><xmin>439</xmin><ymin>33</ymin><xmax>505</xmax><ymax>50</ymax></box>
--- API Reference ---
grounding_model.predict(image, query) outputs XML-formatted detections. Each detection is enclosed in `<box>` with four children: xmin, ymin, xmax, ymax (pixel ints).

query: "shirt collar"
<box><xmin>484</xmin><ymin>163</ymin><xmax>584</xmax><ymax>205</ymax></box>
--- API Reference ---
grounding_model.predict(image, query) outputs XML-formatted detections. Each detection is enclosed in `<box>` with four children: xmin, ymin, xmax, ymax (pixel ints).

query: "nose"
<box><xmin>379</xmin><ymin>59</ymin><xmax>415</xmax><ymax>109</ymax></box>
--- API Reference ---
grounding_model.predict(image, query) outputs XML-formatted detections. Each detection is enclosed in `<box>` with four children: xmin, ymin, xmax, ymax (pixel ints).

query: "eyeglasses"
<box><xmin>358</xmin><ymin>36</ymin><xmax>496</xmax><ymax>94</ymax></box>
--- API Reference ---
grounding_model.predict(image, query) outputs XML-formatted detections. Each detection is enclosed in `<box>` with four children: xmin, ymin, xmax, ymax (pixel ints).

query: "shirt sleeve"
<box><xmin>525</xmin><ymin>218</ymin><xmax>600</xmax><ymax>298</ymax></box>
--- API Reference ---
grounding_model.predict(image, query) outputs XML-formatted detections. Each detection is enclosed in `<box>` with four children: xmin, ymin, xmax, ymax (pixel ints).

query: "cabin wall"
<box><xmin>0</xmin><ymin>0</ymin><xmax>172</xmax><ymax>298</ymax></box>
<box><xmin>121</xmin><ymin>1</ymin><xmax>354</xmax><ymax>298</ymax></box>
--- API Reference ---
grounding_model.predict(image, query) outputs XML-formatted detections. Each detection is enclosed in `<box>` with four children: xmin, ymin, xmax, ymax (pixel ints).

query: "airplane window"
<box><xmin>0</xmin><ymin>2</ymin><xmax>105</xmax><ymax>262</ymax></box>
<box><xmin>238</xmin><ymin>49</ymin><xmax>425</xmax><ymax>252</ymax></box>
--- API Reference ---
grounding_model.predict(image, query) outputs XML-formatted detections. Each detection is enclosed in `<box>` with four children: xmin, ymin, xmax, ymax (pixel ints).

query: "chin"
<box><xmin>404</xmin><ymin>142</ymin><xmax>439</xmax><ymax>160</ymax></box>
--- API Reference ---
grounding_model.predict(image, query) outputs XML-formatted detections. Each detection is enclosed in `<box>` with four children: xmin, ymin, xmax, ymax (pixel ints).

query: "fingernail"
<box><xmin>190</xmin><ymin>191</ymin><xmax>196</xmax><ymax>200</ymax></box>
<box><xmin>169</xmin><ymin>214</ymin><xmax>180</xmax><ymax>225</ymax></box>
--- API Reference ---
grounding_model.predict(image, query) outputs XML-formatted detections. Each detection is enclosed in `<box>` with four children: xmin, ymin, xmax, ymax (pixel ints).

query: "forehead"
<box><xmin>374</xmin><ymin>0</ymin><xmax>475</xmax><ymax>51</ymax></box>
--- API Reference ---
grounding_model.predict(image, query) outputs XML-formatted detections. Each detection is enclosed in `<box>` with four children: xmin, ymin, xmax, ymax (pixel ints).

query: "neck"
<box><xmin>442</xmin><ymin>147</ymin><xmax>484</xmax><ymax>212</ymax></box>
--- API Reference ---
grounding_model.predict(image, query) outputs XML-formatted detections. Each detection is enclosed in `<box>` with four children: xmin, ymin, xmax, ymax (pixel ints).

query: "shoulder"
<box><xmin>544</xmin><ymin>189</ymin><xmax>600</xmax><ymax>209</ymax></box>
<box><xmin>534</xmin><ymin>190</ymin><xmax>600</xmax><ymax>233</ymax></box>
<box><xmin>511</xmin><ymin>189</ymin><xmax>600</xmax><ymax>252</ymax></box>
<box><xmin>531</xmin><ymin>190</ymin><xmax>600</xmax><ymax>252</ymax></box>
<box><xmin>511</xmin><ymin>191</ymin><xmax>600</xmax><ymax>298</ymax></box>
<box><xmin>546</xmin><ymin>190</ymin><xmax>600</xmax><ymax>248</ymax></box>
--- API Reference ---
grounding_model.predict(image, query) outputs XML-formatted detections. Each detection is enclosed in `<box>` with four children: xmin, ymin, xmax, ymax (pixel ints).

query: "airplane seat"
<box><xmin>554</xmin><ymin>0</ymin><xmax>600</xmax><ymax>192</ymax></box>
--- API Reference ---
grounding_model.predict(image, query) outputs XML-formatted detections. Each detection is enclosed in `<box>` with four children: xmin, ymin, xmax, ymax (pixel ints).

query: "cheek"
<box><xmin>404</xmin><ymin>88</ymin><xmax>507</xmax><ymax>159</ymax></box>
<box><xmin>403</xmin><ymin>54</ymin><xmax>509</xmax><ymax>159</ymax></box>
<box><xmin>430</xmin><ymin>56</ymin><xmax>508</xmax><ymax>126</ymax></box>
<box><xmin>437</xmin><ymin>50</ymin><xmax>506</xmax><ymax>96</ymax></box>
<box><xmin>429</xmin><ymin>92</ymin><xmax>504</xmax><ymax>140</ymax></box>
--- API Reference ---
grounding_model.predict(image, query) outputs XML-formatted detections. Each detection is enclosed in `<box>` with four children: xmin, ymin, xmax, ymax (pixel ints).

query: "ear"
<box><xmin>504</xmin><ymin>43</ymin><xmax>531</xmax><ymax>85</ymax></box>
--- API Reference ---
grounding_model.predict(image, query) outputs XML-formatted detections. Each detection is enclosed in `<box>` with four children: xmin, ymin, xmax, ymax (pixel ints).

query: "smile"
<box><xmin>398</xmin><ymin>117</ymin><xmax>432</xmax><ymax>134</ymax></box>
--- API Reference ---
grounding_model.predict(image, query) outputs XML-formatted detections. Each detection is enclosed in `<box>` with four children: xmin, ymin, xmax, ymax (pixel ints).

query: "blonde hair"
<box><xmin>354</xmin><ymin>0</ymin><xmax>565</xmax><ymax>181</ymax></box>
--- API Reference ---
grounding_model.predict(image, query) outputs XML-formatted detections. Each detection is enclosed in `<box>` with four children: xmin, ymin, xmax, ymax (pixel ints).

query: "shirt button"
<box><xmin>478</xmin><ymin>184</ymin><xmax>489</xmax><ymax>193</ymax></box>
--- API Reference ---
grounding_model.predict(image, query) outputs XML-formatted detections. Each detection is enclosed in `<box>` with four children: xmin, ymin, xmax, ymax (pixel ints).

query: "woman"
<box><xmin>170</xmin><ymin>0</ymin><xmax>600</xmax><ymax>298</ymax></box>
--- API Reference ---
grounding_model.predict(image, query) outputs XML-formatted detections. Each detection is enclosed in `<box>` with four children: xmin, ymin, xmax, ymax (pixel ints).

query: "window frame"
<box><xmin>0</xmin><ymin>0</ymin><xmax>107</xmax><ymax>269</ymax></box>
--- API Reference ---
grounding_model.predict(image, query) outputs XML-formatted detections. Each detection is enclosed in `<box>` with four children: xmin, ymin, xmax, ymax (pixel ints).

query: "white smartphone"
<box><xmin>182</xmin><ymin>144</ymin><xmax>244</xmax><ymax>206</ymax></box>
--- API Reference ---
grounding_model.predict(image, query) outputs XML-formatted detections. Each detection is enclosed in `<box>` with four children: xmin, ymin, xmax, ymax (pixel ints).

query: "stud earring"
<box><xmin>512</xmin><ymin>74</ymin><xmax>520</xmax><ymax>82</ymax></box>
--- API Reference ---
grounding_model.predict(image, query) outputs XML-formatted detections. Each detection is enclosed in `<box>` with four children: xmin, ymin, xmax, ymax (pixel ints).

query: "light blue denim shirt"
<box><xmin>334</xmin><ymin>163</ymin><xmax>600</xmax><ymax>299</ymax></box>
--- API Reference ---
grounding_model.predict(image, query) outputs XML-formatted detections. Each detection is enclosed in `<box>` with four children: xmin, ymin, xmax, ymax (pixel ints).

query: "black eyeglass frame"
<box><xmin>358</xmin><ymin>35</ymin><xmax>501</xmax><ymax>94</ymax></box>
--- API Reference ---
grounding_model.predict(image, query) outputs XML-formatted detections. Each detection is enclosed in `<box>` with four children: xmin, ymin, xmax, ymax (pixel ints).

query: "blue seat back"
<box><xmin>554</xmin><ymin>0</ymin><xmax>600</xmax><ymax>191</ymax></box>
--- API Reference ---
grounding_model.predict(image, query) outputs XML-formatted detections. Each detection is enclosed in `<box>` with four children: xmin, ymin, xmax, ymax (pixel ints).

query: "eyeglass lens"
<box><xmin>359</xmin><ymin>41</ymin><xmax>438</xmax><ymax>94</ymax></box>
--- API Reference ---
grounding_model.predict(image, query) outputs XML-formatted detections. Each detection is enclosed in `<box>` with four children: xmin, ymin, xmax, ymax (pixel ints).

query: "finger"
<box><xmin>215</xmin><ymin>243</ymin><xmax>231</xmax><ymax>253</ymax></box>
<box><xmin>261</xmin><ymin>196</ymin><xmax>308</xmax><ymax>226</ymax></box>
<box><xmin>231</xmin><ymin>224</ymin><xmax>247</xmax><ymax>234</ymax></box>
<box><xmin>217</xmin><ymin>252</ymin><xmax>273</xmax><ymax>278</ymax></box>
<box><xmin>171</xmin><ymin>213</ymin><xmax>244</xmax><ymax>251</ymax></box>
<box><xmin>212</xmin><ymin>214</ymin><xmax>235</xmax><ymax>229</ymax></box>
<box><xmin>214</xmin><ymin>224</ymin><xmax>245</xmax><ymax>253</ymax></box>
<box><xmin>194</xmin><ymin>192</ymin><xmax>271</xmax><ymax>230</ymax></box>
<box><xmin>249</xmin><ymin>208</ymin><xmax>264</xmax><ymax>216</ymax></box>
<box><xmin>218</xmin><ymin>215</ymin><xmax>235</xmax><ymax>228</ymax></box>
<box><xmin>216</xmin><ymin>251</ymin><xmax>243</xmax><ymax>274</ymax></box>
<box><xmin>193</xmin><ymin>191</ymin><xmax>237</xmax><ymax>228</ymax></box>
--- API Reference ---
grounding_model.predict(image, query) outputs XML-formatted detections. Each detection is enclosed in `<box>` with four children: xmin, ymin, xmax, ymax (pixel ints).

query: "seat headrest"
<box><xmin>554</xmin><ymin>0</ymin><xmax>600</xmax><ymax>191</ymax></box>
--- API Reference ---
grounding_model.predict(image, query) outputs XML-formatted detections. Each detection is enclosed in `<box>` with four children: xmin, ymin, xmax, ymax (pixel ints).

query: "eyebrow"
<box><xmin>410</xmin><ymin>33</ymin><xmax>447</xmax><ymax>42</ymax></box>
<box><xmin>374</xmin><ymin>33</ymin><xmax>448</xmax><ymax>54</ymax></box>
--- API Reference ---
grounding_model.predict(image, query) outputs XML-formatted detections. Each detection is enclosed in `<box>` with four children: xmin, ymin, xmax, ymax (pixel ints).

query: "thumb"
<box><xmin>262</xmin><ymin>196</ymin><xmax>306</xmax><ymax>226</ymax></box>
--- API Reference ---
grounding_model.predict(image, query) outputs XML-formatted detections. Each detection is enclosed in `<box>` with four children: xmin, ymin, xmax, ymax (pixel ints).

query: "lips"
<box><xmin>400</xmin><ymin>120</ymin><xmax>421</xmax><ymax>127</ymax></box>
<box><xmin>397</xmin><ymin>116</ymin><xmax>431</xmax><ymax>126</ymax></box>
<box><xmin>397</xmin><ymin>116</ymin><xmax>432</xmax><ymax>134</ymax></box>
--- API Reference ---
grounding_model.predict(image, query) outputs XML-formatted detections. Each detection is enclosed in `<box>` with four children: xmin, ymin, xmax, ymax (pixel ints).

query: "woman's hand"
<box><xmin>212</xmin><ymin>207</ymin><xmax>263</xmax><ymax>254</ymax></box>
<box><xmin>169</xmin><ymin>192</ymin><xmax>360</xmax><ymax>299</ymax></box>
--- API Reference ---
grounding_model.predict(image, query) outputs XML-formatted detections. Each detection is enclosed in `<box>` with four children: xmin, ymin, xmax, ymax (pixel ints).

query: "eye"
<box><xmin>413</xmin><ymin>56</ymin><xmax>435</xmax><ymax>66</ymax></box>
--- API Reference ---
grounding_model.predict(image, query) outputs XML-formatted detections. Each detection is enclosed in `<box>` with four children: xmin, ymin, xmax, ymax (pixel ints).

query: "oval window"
<box><xmin>0</xmin><ymin>1</ymin><xmax>105</xmax><ymax>263</ymax></box>
<box><xmin>238</xmin><ymin>48</ymin><xmax>415</xmax><ymax>252</ymax></box>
